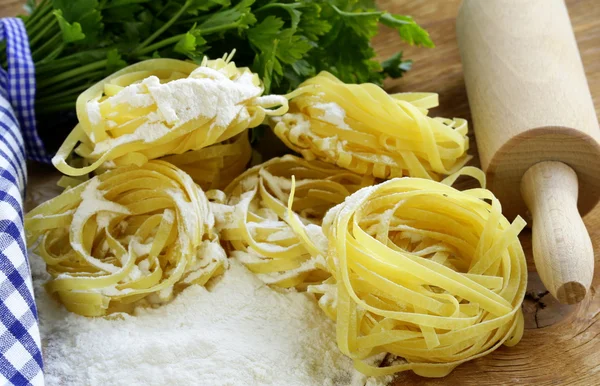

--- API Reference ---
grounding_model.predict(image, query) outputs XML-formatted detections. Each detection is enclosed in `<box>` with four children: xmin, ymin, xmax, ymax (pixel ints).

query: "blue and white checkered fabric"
<box><xmin>0</xmin><ymin>17</ymin><xmax>45</xmax><ymax>386</ymax></box>
<box><xmin>0</xmin><ymin>18</ymin><xmax>49</xmax><ymax>164</ymax></box>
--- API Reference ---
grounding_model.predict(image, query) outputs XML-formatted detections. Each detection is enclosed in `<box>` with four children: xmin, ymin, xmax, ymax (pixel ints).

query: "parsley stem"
<box><xmin>36</xmin><ymin>83</ymin><xmax>91</xmax><ymax>104</ymax></box>
<box><xmin>37</xmin><ymin>60</ymin><xmax>107</xmax><ymax>89</ymax></box>
<box><xmin>202</xmin><ymin>23</ymin><xmax>241</xmax><ymax>35</ymax></box>
<box><xmin>136</xmin><ymin>34</ymin><xmax>184</xmax><ymax>56</ymax></box>
<box><xmin>36</xmin><ymin>101</ymin><xmax>76</xmax><ymax>114</ymax></box>
<box><xmin>133</xmin><ymin>0</ymin><xmax>192</xmax><ymax>55</ymax></box>
<box><xmin>330</xmin><ymin>5</ymin><xmax>382</xmax><ymax>18</ymax></box>
<box><xmin>35</xmin><ymin>43</ymin><xmax>65</xmax><ymax>65</ymax></box>
<box><xmin>177</xmin><ymin>14</ymin><xmax>211</xmax><ymax>26</ymax></box>
<box><xmin>136</xmin><ymin>22</ymin><xmax>241</xmax><ymax>56</ymax></box>
<box><xmin>256</xmin><ymin>3</ymin><xmax>304</xmax><ymax>13</ymax></box>
<box><xmin>35</xmin><ymin>58</ymin><xmax>79</xmax><ymax>74</ymax></box>
<box><xmin>24</xmin><ymin>0</ymin><xmax>50</xmax><ymax>28</ymax></box>
<box><xmin>31</xmin><ymin>26</ymin><xmax>60</xmax><ymax>59</ymax></box>
<box><xmin>27</xmin><ymin>8</ymin><xmax>55</xmax><ymax>40</ymax></box>
<box><xmin>37</xmin><ymin>94</ymin><xmax>78</xmax><ymax>106</ymax></box>
<box><xmin>35</xmin><ymin>49</ymin><xmax>108</xmax><ymax>70</ymax></box>
<box><xmin>38</xmin><ymin>70</ymin><xmax>103</xmax><ymax>97</ymax></box>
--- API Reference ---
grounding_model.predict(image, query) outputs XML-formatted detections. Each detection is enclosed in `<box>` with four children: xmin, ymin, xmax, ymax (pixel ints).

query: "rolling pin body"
<box><xmin>457</xmin><ymin>0</ymin><xmax>600</xmax><ymax>304</ymax></box>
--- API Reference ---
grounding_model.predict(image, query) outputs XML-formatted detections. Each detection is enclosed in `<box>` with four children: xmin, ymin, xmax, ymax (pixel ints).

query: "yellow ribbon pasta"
<box><xmin>301</xmin><ymin>168</ymin><xmax>527</xmax><ymax>377</ymax></box>
<box><xmin>162</xmin><ymin>132</ymin><xmax>252</xmax><ymax>191</ymax></box>
<box><xmin>53</xmin><ymin>53</ymin><xmax>288</xmax><ymax>177</ymax></box>
<box><xmin>271</xmin><ymin>71</ymin><xmax>470</xmax><ymax>180</ymax></box>
<box><xmin>214</xmin><ymin>155</ymin><xmax>374</xmax><ymax>289</ymax></box>
<box><xmin>25</xmin><ymin>161</ymin><xmax>227</xmax><ymax>317</ymax></box>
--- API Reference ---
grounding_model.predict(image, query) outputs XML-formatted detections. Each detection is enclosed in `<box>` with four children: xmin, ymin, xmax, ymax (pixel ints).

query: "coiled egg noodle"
<box><xmin>288</xmin><ymin>167</ymin><xmax>527</xmax><ymax>377</ymax></box>
<box><xmin>25</xmin><ymin>160</ymin><xmax>227</xmax><ymax>317</ymax></box>
<box><xmin>52</xmin><ymin>53</ymin><xmax>289</xmax><ymax>177</ymax></box>
<box><xmin>271</xmin><ymin>71</ymin><xmax>470</xmax><ymax>180</ymax></box>
<box><xmin>161</xmin><ymin>132</ymin><xmax>252</xmax><ymax>191</ymax></box>
<box><xmin>212</xmin><ymin>155</ymin><xmax>374</xmax><ymax>290</ymax></box>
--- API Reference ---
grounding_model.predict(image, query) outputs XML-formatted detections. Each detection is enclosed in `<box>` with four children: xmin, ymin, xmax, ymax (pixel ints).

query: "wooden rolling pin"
<box><xmin>457</xmin><ymin>0</ymin><xmax>600</xmax><ymax>304</ymax></box>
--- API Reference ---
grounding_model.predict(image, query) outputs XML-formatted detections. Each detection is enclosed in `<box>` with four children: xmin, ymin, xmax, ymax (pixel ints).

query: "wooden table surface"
<box><xmin>2</xmin><ymin>0</ymin><xmax>600</xmax><ymax>385</ymax></box>
<box><xmin>374</xmin><ymin>1</ymin><xmax>600</xmax><ymax>385</ymax></box>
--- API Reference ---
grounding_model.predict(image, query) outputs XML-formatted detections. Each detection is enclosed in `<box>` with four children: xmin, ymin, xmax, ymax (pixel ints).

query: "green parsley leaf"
<box><xmin>297</xmin><ymin>3</ymin><xmax>331</xmax><ymax>42</ymax></box>
<box><xmin>174</xmin><ymin>29</ymin><xmax>207</xmax><ymax>59</ymax></box>
<box><xmin>380</xmin><ymin>13</ymin><xmax>434</xmax><ymax>47</ymax></box>
<box><xmin>276</xmin><ymin>29</ymin><xmax>312</xmax><ymax>65</ymax></box>
<box><xmin>52</xmin><ymin>0</ymin><xmax>103</xmax><ymax>44</ymax></box>
<box><xmin>329</xmin><ymin>5</ymin><xmax>380</xmax><ymax>40</ymax></box>
<box><xmin>53</xmin><ymin>10</ymin><xmax>86</xmax><ymax>43</ymax></box>
<box><xmin>106</xmin><ymin>48</ymin><xmax>127</xmax><ymax>74</ymax></box>
<box><xmin>284</xmin><ymin>59</ymin><xmax>314</xmax><ymax>90</ymax></box>
<box><xmin>314</xmin><ymin>3</ymin><xmax>383</xmax><ymax>84</ymax></box>
<box><xmin>248</xmin><ymin>14</ymin><xmax>312</xmax><ymax>91</ymax></box>
<box><xmin>256</xmin><ymin>2</ymin><xmax>303</xmax><ymax>32</ymax></box>
<box><xmin>247</xmin><ymin>15</ymin><xmax>281</xmax><ymax>89</ymax></box>
<box><xmin>381</xmin><ymin>51</ymin><xmax>413</xmax><ymax>78</ymax></box>
<box><xmin>198</xmin><ymin>0</ymin><xmax>256</xmax><ymax>33</ymax></box>
<box><xmin>247</xmin><ymin>15</ymin><xmax>282</xmax><ymax>54</ymax></box>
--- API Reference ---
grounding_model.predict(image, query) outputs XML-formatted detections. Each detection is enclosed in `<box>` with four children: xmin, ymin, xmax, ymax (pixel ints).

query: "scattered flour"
<box><xmin>86</xmin><ymin>100</ymin><xmax>102</xmax><ymax>126</ymax></box>
<box><xmin>92</xmin><ymin>120</ymin><xmax>170</xmax><ymax>155</ymax></box>
<box><xmin>144</xmin><ymin>72</ymin><xmax>259</xmax><ymax>128</ymax></box>
<box><xmin>314</xmin><ymin>102</ymin><xmax>352</xmax><ymax>130</ymax></box>
<box><xmin>254</xmin><ymin>95</ymin><xmax>287</xmax><ymax>106</ymax></box>
<box><xmin>32</xmin><ymin>257</ymin><xmax>392</xmax><ymax>386</ymax></box>
<box><xmin>69</xmin><ymin>179</ymin><xmax>129</xmax><ymax>273</ymax></box>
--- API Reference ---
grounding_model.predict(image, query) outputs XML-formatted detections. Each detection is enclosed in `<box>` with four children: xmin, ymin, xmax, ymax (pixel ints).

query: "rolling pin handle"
<box><xmin>521</xmin><ymin>161</ymin><xmax>594</xmax><ymax>304</ymax></box>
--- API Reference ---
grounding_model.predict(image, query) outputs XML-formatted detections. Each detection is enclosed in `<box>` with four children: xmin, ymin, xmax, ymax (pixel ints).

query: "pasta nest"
<box><xmin>25</xmin><ymin>161</ymin><xmax>227</xmax><ymax>317</ymax></box>
<box><xmin>212</xmin><ymin>155</ymin><xmax>374</xmax><ymax>290</ymax></box>
<box><xmin>271</xmin><ymin>71</ymin><xmax>470</xmax><ymax>180</ymax></box>
<box><xmin>306</xmin><ymin>169</ymin><xmax>527</xmax><ymax>377</ymax></box>
<box><xmin>53</xmin><ymin>54</ymin><xmax>287</xmax><ymax>178</ymax></box>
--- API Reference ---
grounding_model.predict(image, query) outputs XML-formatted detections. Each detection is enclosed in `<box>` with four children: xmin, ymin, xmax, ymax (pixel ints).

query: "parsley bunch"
<box><xmin>2</xmin><ymin>0</ymin><xmax>432</xmax><ymax>149</ymax></box>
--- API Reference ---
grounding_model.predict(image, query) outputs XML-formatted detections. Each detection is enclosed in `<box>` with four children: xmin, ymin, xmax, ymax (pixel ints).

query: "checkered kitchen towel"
<box><xmin>0</xmin><ymin>17</ymin><xmax>45</xmax><ymax>386</ymax></box>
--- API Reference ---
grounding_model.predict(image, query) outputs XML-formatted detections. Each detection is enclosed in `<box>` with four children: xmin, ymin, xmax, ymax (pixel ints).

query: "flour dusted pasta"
<box><xmin>272</xmin><ymin>72</ymin><xmax>470</xmax><ymax>180</ymax></box>
<box><xmin>213</xmin><ymin>155</ymin><xmax>374</xmax><ymax>289</ymax></box>
<box><xmin>25</xmin><ymin>161</ymin><xmax>226</xmax><ymax>316</ymax></box>
<box><xmin>53</xmin><ymin>54</ymin><xmax>288</xmax><ymax>178</ymax></box>
<box><xmin>302</xmin><ymin>168</ymin><xmax>527</xmax><ymax>377</ymax></box>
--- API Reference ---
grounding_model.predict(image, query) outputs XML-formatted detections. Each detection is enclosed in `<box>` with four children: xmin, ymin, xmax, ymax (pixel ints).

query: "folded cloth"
<box><xmin>0</xmin><ymin>17</ymin><xmax>45</xmax><ymax>386</ymax></box>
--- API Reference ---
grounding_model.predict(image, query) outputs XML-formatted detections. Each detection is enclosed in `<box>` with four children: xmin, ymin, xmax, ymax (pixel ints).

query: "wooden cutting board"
<box><xmin>3</xmin><ymin>0</ymin><xmax>600</xmax><ymax>384</ymax></box>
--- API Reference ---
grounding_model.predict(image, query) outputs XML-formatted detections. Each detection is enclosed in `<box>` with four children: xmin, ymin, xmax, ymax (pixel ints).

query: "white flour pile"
<box><xmin>31</xmin><ymin>257</ymin><xmax>391</xmax><ymax>386</ymax></box>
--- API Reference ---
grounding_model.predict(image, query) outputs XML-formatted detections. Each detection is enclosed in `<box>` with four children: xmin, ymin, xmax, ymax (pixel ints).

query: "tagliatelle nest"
<box><xmin>308</xmin><ymin>168</ymin><xmax>527</xmax><ymax>377</ymax></box>
<box><xmin>53</xmin><ymin>54</ymin><xmax>288</xmax><ymax>177</ymax></box>
<box><xmin>211</xmin><ymin>155</ymin><xmax>374</xmax><ymax>290</ymax></box>
<box><xmin>271</xmin><ymin>71</ymin><xmax>470</xmax><ymax>181</ymax></box>
<box><xmin>25</xmin><ymin>161</ymin><xmax>227</xmax><ymax>317</ymax></box>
